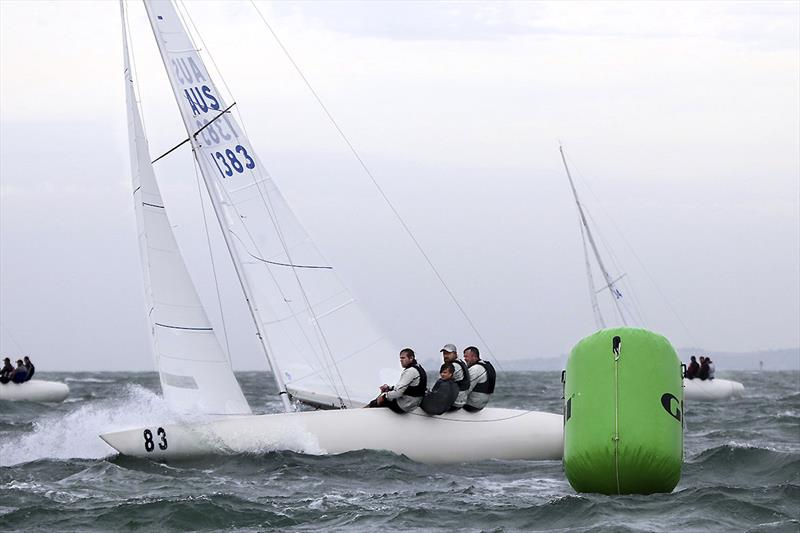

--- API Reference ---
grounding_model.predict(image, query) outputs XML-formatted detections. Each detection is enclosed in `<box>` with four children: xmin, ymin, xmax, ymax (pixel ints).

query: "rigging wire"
<box><xmin>123</xmin><ymin>1</ymin><xmax>150</xmax><ymax>142</ymax></box>
<box><xmin>562</xmin><ymin>149</ymin><xmax>698</xmax><ymax>346</ymax></box>
<box><xmin>222</xmin><ymin>170</ymin><xmax>351</xmax><ymax>406</ymax></box>
<box><xmin>176</xmin><ymin>1</ymin><xmax>349</xmax><ymax>403</ymax></box>
<box><xmin>0</xmin><ymin>321</ymin><xmax>27</xmax><ymax>355</ymax></box>
<box><xmin>583</xmin><ymin>207</ymin><xmax>646</xmax><ymax>326</ymax></box>
<box><xmin>247</xmin><ymin>0</ymin><xmax>503</xmax><ymax>370</ymax></box>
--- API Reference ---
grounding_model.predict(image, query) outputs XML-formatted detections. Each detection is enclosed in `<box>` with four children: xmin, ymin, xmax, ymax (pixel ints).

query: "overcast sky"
<box><xmin>1</xmin><ymin>1</ymin><xmax>798</xmax><ymax>371</ymax></box>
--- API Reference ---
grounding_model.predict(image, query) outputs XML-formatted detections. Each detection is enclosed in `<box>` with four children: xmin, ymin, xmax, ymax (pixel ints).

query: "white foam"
<box><xmin>0</xmin><ymin>385</ymin><xmax>212</xmax><ymax>466</ymax></box>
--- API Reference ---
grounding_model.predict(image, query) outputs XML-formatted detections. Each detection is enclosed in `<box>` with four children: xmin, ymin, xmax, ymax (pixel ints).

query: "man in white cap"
<box><xmin>440</xmin><ymin>343</ymin><xmax>470</xmax><ymax>410</ymax></box>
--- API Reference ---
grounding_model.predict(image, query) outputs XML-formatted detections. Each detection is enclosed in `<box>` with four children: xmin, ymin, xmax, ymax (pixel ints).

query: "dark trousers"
<box><xmin>368</xmin><ymin>397</ymin><xmax>406</xmax><ymax>414</ymax></box>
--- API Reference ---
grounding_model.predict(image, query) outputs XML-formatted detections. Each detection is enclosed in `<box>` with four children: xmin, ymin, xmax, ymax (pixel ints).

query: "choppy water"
<box><xmin>1</xmin><ymin>371</ymin><xmax>798</xmax><ymax>532</ymax></box>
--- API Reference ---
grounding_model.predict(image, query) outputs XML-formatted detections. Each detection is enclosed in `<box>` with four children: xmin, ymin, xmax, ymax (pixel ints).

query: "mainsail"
<box><xmin>122</xmin><ymin>1</ymin><xmax>250</xmax><ymax>415</ymax></box>
<box><xmin>141</xmin><ymin>0</ymin><xmax>400</xmax><ymax>409</ymax></box>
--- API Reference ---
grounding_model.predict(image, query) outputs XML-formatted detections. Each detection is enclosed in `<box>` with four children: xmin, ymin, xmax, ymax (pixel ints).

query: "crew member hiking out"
<box><xmin>23</xmin><ymin>356</ymin><xmax>35</xmax><ymax>381</ymax></box>
<box><xmin>684</xmin><ymin>356</ymin><xmax>699</xmax><ymax>379</ymax></box>
<box><xmin>0</xmin><ymin>357</ymin><xmax>13</xmax><ymax>384</ymax></box>
<box><xmin>440</xmin><ymin>343</ymin><xmax>470</xmax><ymax>410</ymax></box>
<box><xmin>420</xmin><ymin>363</ymin><xmax>459</xmax><ymax>415</ymax></box>
<box><xmin>367</xmin><ymin>348</ymin><xmax>426</xmax><ymax>413</ymax></box>
<box><xmin>463</xmin><ymin>346</ymin><xmax>496</xmax><ymax>412</ymax></box>
<box><xmin>11</xmin><ymin>359</ymin><xmax>28</xmax><ymax>384</ymax></box>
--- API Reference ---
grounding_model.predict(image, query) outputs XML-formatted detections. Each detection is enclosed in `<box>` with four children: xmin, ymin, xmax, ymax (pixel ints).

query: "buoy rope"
<box><xmin>613</xmin><ymin>348</ymin><xmax>621</xmax><ymax>494</ymax></box>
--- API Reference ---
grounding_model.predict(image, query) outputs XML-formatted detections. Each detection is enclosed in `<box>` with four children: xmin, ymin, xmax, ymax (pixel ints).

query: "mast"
<box><xmin>190</xmin><ymin>134</ymin><xmax>293</xmax><ymax>412</ymax></box>
<box><xmin>559</xmin><ymin>145</ymin><xmax>628</xmax><ymax>326</ymax></box>
<box><xmin>141</xmin><ymin>0</ymin><xmax>292</xmax><ymax>412</ymax></box>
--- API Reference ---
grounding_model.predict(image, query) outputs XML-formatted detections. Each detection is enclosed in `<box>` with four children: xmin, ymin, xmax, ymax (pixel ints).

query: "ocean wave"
<box><xmin>685</xmin><ymin>443</ymin><xmax>800</xmax><ymax>486</ymax></box>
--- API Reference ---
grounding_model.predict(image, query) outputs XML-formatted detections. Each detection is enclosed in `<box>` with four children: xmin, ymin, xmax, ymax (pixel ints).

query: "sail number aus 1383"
<box><xmin>211</xmin><ymin>145</ymin><xmax>255</xmax><ymax>178</ymax></box>
<box><xmin>143</xmin><ymin>427</ymin><xmax>168</xmax><ymax>452</ymax></box>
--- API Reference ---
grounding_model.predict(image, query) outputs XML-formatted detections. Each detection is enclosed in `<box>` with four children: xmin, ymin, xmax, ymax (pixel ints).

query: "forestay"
<box><xmin>142</xmin><ymin>1</ymin><xmax>400</xmax><ymax>408</ymax></box>
<box><xmin>123</xmin><ymin>2</ymin><xmax>250</xmax><ymax>415</ymax></box>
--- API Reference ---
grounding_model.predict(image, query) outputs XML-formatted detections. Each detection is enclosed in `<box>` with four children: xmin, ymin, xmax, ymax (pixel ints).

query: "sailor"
<box><xmin>23</xmin><ymin>356</ymin><xmax>35</xmax><ymax>381</ymax></box>
<box><xmin>440</xmin><ymin>343</ymin><xmax>470</xmax><ymax>410</ymax></box>
<box><xmin>11</xmin><ymin>359</ymin><xmax>29</xmax><ymax>384</ymax></box>
<box><xmin>707</xmin><ymin>357</ymin><xmax>715</xmax><ymax>380</ymax></box>
<box><xmin>698</xmin><ymin>356</ymin><xmax>710</xmax><ymax>380</ymax></box>
<box><xmin>685</xmin><ymin>356</ymin><xmax>699</xmax><ymax>379</ymax></box>
<box><xmin>367</xmin><ymin>348</ymin><xmax>426</xmax><ymax>414</ymax></box>
<box><xmin>463</xmin><ymin>346</ymin><xmax>496</xmax><ymax>412</ymax></box>
<box><xmin>420</xmin><ymin>363</ymin><xmax>459</xmax><ymax>415</ymax></box>
<box><xmin>0</xmin><ymin>357</ymin><xmax>13</xmax><ymax>384</ymax></box>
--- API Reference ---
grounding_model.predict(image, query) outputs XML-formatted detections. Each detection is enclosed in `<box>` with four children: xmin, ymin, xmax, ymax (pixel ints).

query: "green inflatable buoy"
<box><xmin>562</xmin><ymin>327</ymin><xmax>683</xmax><ymax>494</ymax></box>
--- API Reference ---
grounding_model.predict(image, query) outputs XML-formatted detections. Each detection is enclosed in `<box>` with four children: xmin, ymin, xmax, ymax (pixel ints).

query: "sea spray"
<box><xmin>2</xmin><ymin>385</ymin><xmax>191</xmax><ymax>466</ymax></box>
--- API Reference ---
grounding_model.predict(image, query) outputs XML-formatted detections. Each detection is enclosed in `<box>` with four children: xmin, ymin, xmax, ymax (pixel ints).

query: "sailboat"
<box><xmin>558</xmin><ymin>146</ymin><xmax>744</xmax><ymax>401</ymax></box>
<box><xmin>99</xmin><ymin>0</ymin><xmax>562</xmax><ymax>463</ymax></box>
<box><xmin>0</xmin><ymin>378</ymin><xmax>69</xmax><ymax>403</ymax></box>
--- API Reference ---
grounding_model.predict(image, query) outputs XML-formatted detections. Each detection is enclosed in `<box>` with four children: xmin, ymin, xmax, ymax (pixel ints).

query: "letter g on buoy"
<box><xmin>660</xmin><ymin>393</ymin><xmax>682</xmax><ymax>422</ymax></box>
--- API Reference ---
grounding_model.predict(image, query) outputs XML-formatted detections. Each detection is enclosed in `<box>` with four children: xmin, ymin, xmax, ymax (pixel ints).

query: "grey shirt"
<box><xmin>465</xmin><ymin>363</ymin><xmax>491</xmax><ymax>410</ymax></box>
<box><xmin>452</xmin><ymin>360</ymin><xmax>469</xmax><ymax>408</ymax></box>
<box><xmin>384</xmin><ymin>366</ymin><xmax>423</xmax><ymax>412</ymax></box>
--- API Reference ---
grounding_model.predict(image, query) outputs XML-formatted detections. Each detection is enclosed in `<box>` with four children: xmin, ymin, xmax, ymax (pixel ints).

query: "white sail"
<box><xmin>142</xmin><ymin>1</ymin><xmax>400</xmax><ymax>408</ymax></box>
<box><xmin>122</xmin><ymin>2</ymin><xmax>250</xmax><ymax>415</ymax></box>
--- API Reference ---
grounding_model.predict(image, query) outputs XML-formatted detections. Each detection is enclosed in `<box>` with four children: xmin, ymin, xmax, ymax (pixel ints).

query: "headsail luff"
<box><xmin>141</xmin><ymin>0</ymin><xmax>400</xmax><ymax>408</ymax></box>
<box><xmin>559</xmin><ymin>145</ymin><xmax>628</xmax><ymax>327</ymax></box>
<box><xmin>121</xmin><ymin>0</ymin><xmax>250</xmax><ymax>415</ymax></box>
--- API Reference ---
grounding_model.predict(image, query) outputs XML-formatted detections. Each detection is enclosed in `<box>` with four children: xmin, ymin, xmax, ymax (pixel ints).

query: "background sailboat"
<box><xmin>558</xmin><ymin>145</ymin><xmax>743</xmax><ymax>401</ymax></box>
<box><xmin>0</xmin><ymin>323</ymin><xmax>69</xmax><ymax>403</ymax></box>
<box><xmin>100</xmin><ymin>0</ymin><xmax>563</xmax><ymax>462</ymax></box>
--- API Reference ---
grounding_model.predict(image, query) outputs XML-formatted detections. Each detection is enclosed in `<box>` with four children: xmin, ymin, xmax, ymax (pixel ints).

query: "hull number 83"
<box><xmin>143</xmin><ymin>427</ymin><xmax>168</xmax><ymax>452</ymax></box>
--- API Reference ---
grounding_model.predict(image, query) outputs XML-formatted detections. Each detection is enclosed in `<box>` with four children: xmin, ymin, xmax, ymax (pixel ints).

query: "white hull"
<box><xmin>100</xmin><ymin>407</ymin><xmax>564</xmax><ymax>463</ymax></box>
<box><xmin>0</xmin><ymin>380</ymin><xmax>70</xmax><ymax>402</ymax></box>
<box><xmin>684</xmin><ymin>378</ymin><xmax>744</xmax><ymax>401</ymax></box>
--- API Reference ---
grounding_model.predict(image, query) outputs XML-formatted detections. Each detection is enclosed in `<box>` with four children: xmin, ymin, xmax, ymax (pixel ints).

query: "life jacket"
<box><xmin>472</xmin><ymin>360</ymin><xmax>496</xmax><ymax>394</ymax></box>
<box><xmin>420</xmin><ymin>378</ymin><xmax>459</xmax><ymax>415</ymax></box>
<box><xmin>403</xmin><ymin>363</ymin><xmax>427</xmax><ymax>397</ymax></box>
<box><xmin>453</xmin><ymin>359</ymin><xmax>470</xmax><ymax>391</ymax></box>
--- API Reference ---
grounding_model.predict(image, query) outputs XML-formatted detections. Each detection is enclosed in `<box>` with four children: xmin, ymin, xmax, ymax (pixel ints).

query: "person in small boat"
<box><xmin>463</xmin><ymin>346</ymin><xmax>496</xmax><ymax>412</ymax></box>
<box><xmin>440</xmin><ymin>343</ymin><xmax>470</xmax><ymax>410</ymax></box>
<box><xmin>684</xmin><ymin>356</ymin><xmax>699</xmax><ymax>379</ymax></box>
<box><xmin>23</xmin><ymin>356</ymin><xmax>35</xmax><ymax>381</ymax></box>
<box><xmin>0</xmin><ymin>357</ymin><xmax>13</xmax><ymax>384</ymax></box>
<box><xmin>11</xmin><ymin>359</ymin><xmax>29</xmax><ymax>384</ymax></box>
<box><xmin>698</xmin><ymin>356</ymin><xmax>710</xmax><ymax>380</ymax></box>
<box><xmin>367</xmin><ymin>348</ymin><xmax>426</xmax><ymax>413</ymax></box>
<box><xmin>707</xmin><ymin>357</ymin><xmax>715</xmax><ymax>380</ymax></box>
<box><xmin>420</xmin><ymin>363</ymin><xmax>459</xmax><ymax>415</ymax></box>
